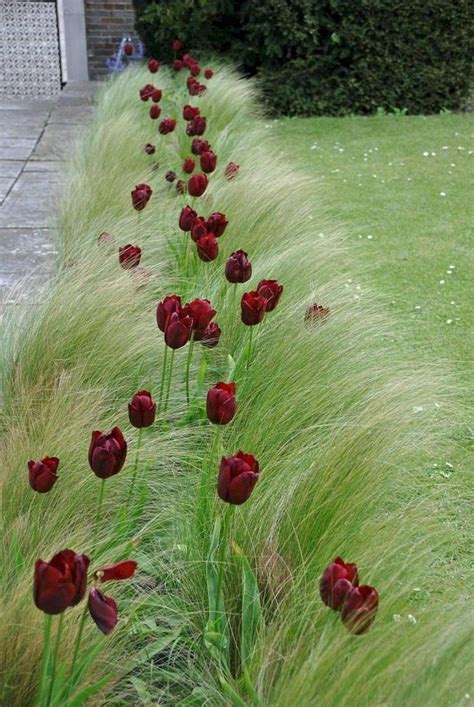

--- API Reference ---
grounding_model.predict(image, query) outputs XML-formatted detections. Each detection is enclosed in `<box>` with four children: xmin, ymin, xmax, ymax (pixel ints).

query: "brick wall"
<box><xmin>84</xmin><ymin>0</ymin><xmax>136</xmax><ymax>79</ymax></box>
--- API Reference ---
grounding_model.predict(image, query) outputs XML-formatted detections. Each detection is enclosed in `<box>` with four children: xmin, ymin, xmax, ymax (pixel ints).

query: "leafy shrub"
<box><xmin>136</xmin><ymin>0</ymin><xmax>473</xmax><ymax>116</ymax></box>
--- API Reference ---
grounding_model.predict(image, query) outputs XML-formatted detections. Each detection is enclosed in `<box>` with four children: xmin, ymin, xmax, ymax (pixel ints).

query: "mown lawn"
<box><xmin>274</xmin><ymin>113</ymin><xmax>473</xmax><ymax>383</ymax></box>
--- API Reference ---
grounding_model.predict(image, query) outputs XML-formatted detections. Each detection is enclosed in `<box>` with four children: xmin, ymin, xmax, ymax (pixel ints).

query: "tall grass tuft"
<box><xmin>0</xmin><ymin>63</ymin><xmax>471</xmax><ymax>705</ymax></box>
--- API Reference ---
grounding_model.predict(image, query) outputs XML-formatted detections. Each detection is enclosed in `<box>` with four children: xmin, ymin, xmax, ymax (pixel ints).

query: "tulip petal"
<box><xmin>88</xmin><ymin>588</ymin><xmax>118</xmax><ymax>634</ymax></box>
<box><xmin>96</xmin><ymin>560</ymin><xmax>137</xmax><ymax>583</ymax></box>
<box><xmin>228</xmin><ymin>471</ymin><xmax>258</xmax><ymax>505</ymax></box>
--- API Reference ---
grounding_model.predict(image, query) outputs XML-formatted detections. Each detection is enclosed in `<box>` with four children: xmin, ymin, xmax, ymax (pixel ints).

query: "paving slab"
<box><xmin>48</xmin><ymin>104</ymin><xmax>94</xmax><ymax>125</ymax></box>
<box><xmin>0</xmin><ymin>177</ymin><xmax>15</xmax><ymax>201</ymax></box>
<box><xmin>0</xmin><ymin>145</ymin><xmax>36</xmax><ymax>161</ymax></box>
<box><xmin>23</xmin><ymin>161</ymin><xmax>61</xmax><ymax>173</ymax></box>
<box><xmin>0</xmin><ymin>138</ymin><xmax>37</xmax><ymax>149</ymax></box>
<box><xmin>31</xmin><ymin>123</ymin><xmax>83</xmax><ymax>161</ymax></box>
<box><xmin>0</xmin><ymin>161</ymin><xmax>23</xmax><ymax>178</ymax></box>
<box><xmin>0</xmin><ymin>172</ymin><xmax>61</xmax><ymax>228</ymax></box>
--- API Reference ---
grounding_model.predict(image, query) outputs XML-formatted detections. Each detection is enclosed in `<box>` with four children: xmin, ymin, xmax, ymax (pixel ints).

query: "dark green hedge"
<box><xmin>136</xmin><ymin>0</ymin><xmax>473</xmax><ymax>116</ymax></box>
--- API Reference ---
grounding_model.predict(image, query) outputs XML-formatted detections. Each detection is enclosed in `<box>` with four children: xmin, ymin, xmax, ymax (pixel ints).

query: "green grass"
<box><xmin>0</xmin><ymin>66</ymin><xmax>472</xmax><ymax>706</ymax></box>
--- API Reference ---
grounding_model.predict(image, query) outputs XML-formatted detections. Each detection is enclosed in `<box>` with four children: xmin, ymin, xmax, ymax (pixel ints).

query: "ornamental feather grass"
<box><xmin>0</xmin><ymin>63</ymin><xmax>471</xmax><ymax>705</ymax></box>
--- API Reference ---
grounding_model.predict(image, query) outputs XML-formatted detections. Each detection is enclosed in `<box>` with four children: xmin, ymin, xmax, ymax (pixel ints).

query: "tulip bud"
<box><xmin>124</xmin><ymin>42</ymin><xmax>133</xmax><ymax>56</ymax></box>
<box><xmin>172</xmin><ymin>38</ymin><xmax>183</xmax><ymax>51</ymax></box>
<box><xmin>164</xmin><ymin>310</ymin><xmax>193</xmax><ymax>349</ymax></box>
<box><xmin>191</xmin><ymin>216</ymin><xmax>207</xmax><ymax>243</ymax></box>
<box><xmin>157</xmin><ymin>294</ymin><xmax>182</xmax><ymax>331</ymax></box>
<box><xmin>218</xmin><ymin>452</ymin><xmax>259</xmax><ymax>505</ymax></box>
<box><xmin>241</xmin><ymin>291</ymin><xmax>267</xmax><ymax>325</ymax></box>
<box><xmin>176</xmin><ymin>179</ymin><xmax>186</xmax><ymax>194</ymax></box>
<box><xmin>151</xmin><ymin>89</ymin><xmax>162</xmax><ymax>103</ymax></box>
<box><xmin>94</xmin><ymin>560</ymin><xmax>137</xmax><ymax>583</ymax></box>
<box><xmin>204</xmin><ymin>68</ymin><xmax>214</xmax><ymax>79</ymax></box>
<box><xmin>139</xmin><ymin>84</ymin><xmax>155</xmax><ymax>102</ymax></box>
<box><xmin>159</xmin><ymin>118</ymin><xmax>176</xmax><ymax>135</ymax></box>
<box><xmin>257</xmin><ymin>279</ymin><xmax>283</xmax><ymax>312</ymax></box>
<box><xmin>191</xmin><ymin>139</ymin><xmax>211</xmax><ymax>155</ymax></box>
<box><xmin>199</xmin><ymin>321</ymin><xmax>221</xmax><ymax>348</ymax></box>
<box><xmin>165</xmin><ymin>170</ymin><xmax>176</xmax><ymax>183</ymax></box>
<box><xmin>149</xmin><ymin>104</ymin><xmax>161</xmax><ymax>120</ymax></box>
<box><xmin>186</xmin><ymin>116</ymin><xmax>206</xmax><ymax>137</ymax></box>
<box><xmin>173</xmin><ymin>59</ymin><xmax>183</xmax><ymax>71</ymax></box>
<box><xmin>188</xmin><ymin>173</ymin><xmax>208</xmax><ymax>197</ymax></box>
<box><xmin>88</xmin><ymin>427</ymin><xmax>127</xmax><ymax>479</ymax></box>
<box><xmin>183</xmin><ymin>104</ymin><xmax>200</xmax><ymax>121</ymax></box>
<box><xmin>341</xmin><ymin>585</ymin><xmax>379</xmax><ymax>634</ymax></box>
<box><xmin>200</xmin><ymin>150</ymin><xmax>217</xmax><ymax>173</ymax></box>
<box><xmin>128</xmin><ymin>390</ymin><xmax>156</xmax><ymax>428</ymax></box>
<box><xmin>185</xmin><ymin>298</ymin><xmax>217</xmax><ymax>337</ymax></box>
<box><xmin>119</xmin><ymin>244</ymin><xmax>141</xmax><ymax>270</ymax></box>
<box><xmin>319</xmin><ymin>557</ymin><xmax>359</xmax><ymax>610</ymax></box>
<box><xmin>131</xmin><ymin>183</ymin><xmax>152</xmax><ymax>211</ymax></box>
<box><xmin>183</xmin><ymin>53</ymin><xmax>194</xmax><ymax>68</ymax></box>
<box><xmin>189</xmin><ymin>62</ymin><xmax>201</xmax><ymax>77</ymax></box>
<box><xmin>225</xmin><ymin>161</ymin><xmax>240</xmax><ymax>180</ymax></box>
<box><xmin>88</xmin><ymin>587</ymin><xmax>118</xmax><ymax>635</ymax></box>
<box><xmin>198</xmin><ymin>84</ymin><xmax>207</xmax><ymax>96</ymax></box>
<box><xmin>207</xmin><ymin>382</ymin><xmax>237</xmax><ymax>425</ymax></box>
<box><xmin>305</xmin><ymin>303</ymin><xmax>330</xmax><ymax>324</ymax></box>
<box><xmin>148</xmin><ymin>58</ymin><xmax>159</xmax><ymax>73</ymax></box>
<box><xmin>144</xmin><ymin>143</ymin><xmax>155</xmax><ymax>155</ymax></box>
<box><xmin>183</xmin><ymin>157</ymin><xmax>195</xmax><ymax>174</ymax></box>
<box><xmin>197</xmin><ymin>233</ymin><xmax>218</xmax><ymax>262</ymax></box>
<box><xmin>28</xmin><ymin>456</ymin><xmax>59</xmax><ymax>493</ymax></box>
<box><xmin>206</xmin><ymin>212</ymin><xmax>228</xmax><ymax>238</ymax></box>
<box><xmin>34</xmin><ymin>550</ymin><xmax>90</xmax><ymax>614</ymax></box>
<box><xmin>179</xmin><ymin>206</ymin><xmax>197</xmax><ymax>232</ymax></box>
<box><xmin>225</xmin><ymin>250</ymin><xmax>252</xmax><ymax>283</ymax></box>
<box><xmin>189</xmin><ymin>82</ymin><xmax>202</xmax><ymax>96</ymax></box>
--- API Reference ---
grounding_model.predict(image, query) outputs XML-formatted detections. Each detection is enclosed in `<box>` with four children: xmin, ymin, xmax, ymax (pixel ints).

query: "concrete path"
<box><xmin>0</xmin><ymin>82</ymin><xmax>97</xmax><ymax>305</ymax></box>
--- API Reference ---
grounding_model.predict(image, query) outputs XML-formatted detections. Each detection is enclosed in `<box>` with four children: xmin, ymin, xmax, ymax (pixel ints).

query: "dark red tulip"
<box><xmin>165</xmin><ymin>170</ymin><xmax>176</xmax><ymax>183</ymax></box>
<box><xmin>197</xmin><ymin>84</ymin><xmax>207</xmax><ymax>96</ymax></box>
<box><xmin>28</xmin><ymin>456</ymin><xmax>59</xmax><ymax>494</ymax></box>
<box><xmin>319</xmin><ymin>557</ymin><xmax>359</xmax><ymax>610</ymax></box>
<box><xmin>94</xmin><ymin>560</ymin><xmax>137</xmax><ymax>583</ymax></box>
<box><xmin>182</xmin><ymin>53</ymin><xmax>194</xmax><ymax>68</ymax></box>
<box><xmin>149</xmin><ymin>104</ymin><xmax>161</xmax><ymax>120</ymax></box>
<box><xmin>191</xmin><ymin>139</ymin><xmax>211</xmax><ymax>155</ymax></box>
<box><xmin>207</xmin><ymin>382</ymin><xmax>237</xmax><ymax>425</ymax></box>
<box><xmin>173</xmin><ymin>59</ymin><xmax>183</xmax><ymax>71</ymax></box>
<box><xmin>186</xmin><ymin>116</ymin><xmax>206</xmax><ymax>136</ymax></box>
<box><xmin>196</xmin><ymin>233</ymin><xmax>218</xmax><ymax>262</ymax></box>
<box><xmin>157</xmin><ymin>294</ymin><xmax>181</xmax><ymax>332</ymax></box>
<box><xmin>225</xmin><ymin>250</ymin><xmax>252</xmax><ymax>283</ymax></box>
<box><xmin>204</xmin><ymin>68</ymin><xmax>214</xmax><ymax>79</ymax></box>
<box><xmin>218</xmin><ymin>452</ymin><xmax>259</xmax><ymax>505</ymax></box>
<box><xmin>179</xmin><ymin>206</ymin><xmax>197</xmax><ymax>232</ymax></box>
<box><xmin>188</xmin><ymin>173</ymin><xmax>208</xmax><ymax>197</ymax></box>
<box><xmin>164</xmin><ymin>309</ymin><xmax>193</xmax><ymax>349</ymax></box>
<box><xmin>206</xmin><ymin>212</ymin><xmax>228</xmax><ymax>238</ymax></box>
<box><xmin>144</xmin><ymin>143</ymin><xmax>155</xmax><ymax>155</ymax></box>
<box><xmin>88</xmin><ymin>588</ymin><xmax>118</xmax><ymax>635</ymax></box>
<box><xmin>139</xmin><ymin>84</ymin><xmax>155</xmax><ymax>102</ymax></box>
<box><xmin>200</xmin><ymin>321</ymin><xmax>221</xmax><ymax>348</ymax></box>
<box><xmin>189</xmin><ymin>62</ymin><xmax>201</xmax><ymax>77</ymax></box>
<box><xmin>187</xmin><ymin>75</ymin><xmax>198</xmax><ymax>90</ymax></box>
<box><xmin>341</xmin><ymin>585</ymin><xmax>379</xmax><ymax>634</ymax></box>
<box><xmin>124</xmin><ymin>42</ymin><xmax>133</xmax><ymax>56</ymax></box>
<box><xmin>148</xmin><ymin>58</ymin><xmax>159</xmax><ymax>73</ymax></box>
<box><xmin>159</xmin><ymin>118</ymin><xmax>176</xmax><ymax>135</ymax></box>
<box><xmin>257</xmin><ymin>279</ymin><xmax>283</xmax><ymax>312</ymax></box>
<box><xmin>88</xmin><ymin>427</ymin><xmax>127</xmax><ymax>479</ymax></box>
<box><xmin>185</xmin><ymin>298</ymin><xmax>216</xmax><ymax>337</ymax></box>
<box><xmin>128</xmin><ymin>390</ymin><xmax>156</xmax><ymax>428</ymax></box>
<box><xmin>172</xmin><ymin>39</ymin><xmax>183</xmax><ymax>51</ymax></box>
<box><xmin>241</xmin><ymin>291</ymin><xmax>267</xmax><ymax>325</ymax></box>
<box><xmin>176</xmin><ymin>179</ymin><xmax>186</xmax><ymax>194</ymax></box>
<box><xmin>34</xmin><ymin>550</ymin><xmax>90</xmax><ymax>614</ymax></box>
<box><xmin>151</xmin><ymin>89</ymin><xmax>162</xmax><ymax>103</ymax></box>
<box><xmin>183</xmin><ymin>157</ymin><xmax>195</xmax><ymax>174</ymax></box>
<box><xmin>131</xmin><ymin>183</ymin><xmax>152</xmax><ymax>211</ymax></box>
<box><xmin>225</xmin><ymin>161</ymin><xmax>240</xmax><ymax>180</ymax></box>
<box><xmin>189</xmin><ymin>81</ymin><xmax>201</xmax><ymax>97</ymax></box>
<box><xmin>200</xmin><ymin>150</ymin><xmax>217</xmax><ymax>173</ymax></box>
<box><xmin>191</xmin><ymin>216</ymin><xmax>208</xmax><ymax>243</ymax></box>
<box><xmin>119</xmin><ymin>244</ymin><xmax>141</xmax><ymax>270</ymax></box>
<box><xmin>183</xmin><ymin>104</ymin><xmax>200</xmax><ymax>121</ymax></box>
<box><xmin>305</xmin><ymin>303</ymin><xmax>330</xmax><ymax>324</ymax></box>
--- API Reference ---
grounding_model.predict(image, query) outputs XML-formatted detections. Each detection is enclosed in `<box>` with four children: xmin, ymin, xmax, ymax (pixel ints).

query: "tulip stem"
<box><xmin>215</xmin><ymin>506</ymin><xmax>235</xmax><ymax>617</ymax></box>
<box><xmin>163</xmin><ymin>349</ymin><xmax>175</xmax><ymax>415</ymax></box>
<box><xmin>158</xmin><ymin>344</ymin><xmax>169</xmax><ymax>415</ymax></box>
<box><xmin>94</xmin><ymin>479</ymin><xmax>106</xmax><ymax>543</ymax></box>
<box><xmin>37</xmin><ymin>614</ymin><xmax>52</xmax><ymax>707</ymax></box>
<box><xmin>46</xmin><ymin>612</ymin><xmax>64</xmax><ymax>706</ymax></box>
<box><xmin>247</xmin><ymin>327</ymin><xmax>254</xmax><ymax>372</ymax></box>
<box><xmin>68</xmin><ymin>602</ymin><xmax>89</xmax><ymax>697</ymax></box>
<box><xmin>127</xmin><ymin>427</ymin><xmax>143</xmax><ymax>506</ymax></box>
<box><xmin>185</xmin><ymin>335</ymin><xmax>195</xmax><ymax>404</ymax></box>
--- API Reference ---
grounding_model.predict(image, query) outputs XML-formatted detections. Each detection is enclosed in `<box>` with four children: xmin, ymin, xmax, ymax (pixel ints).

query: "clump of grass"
<box><xmin>0</xmin><ymin>63</ymin><xmax>471</xmax><ymax>705</ymax></box>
